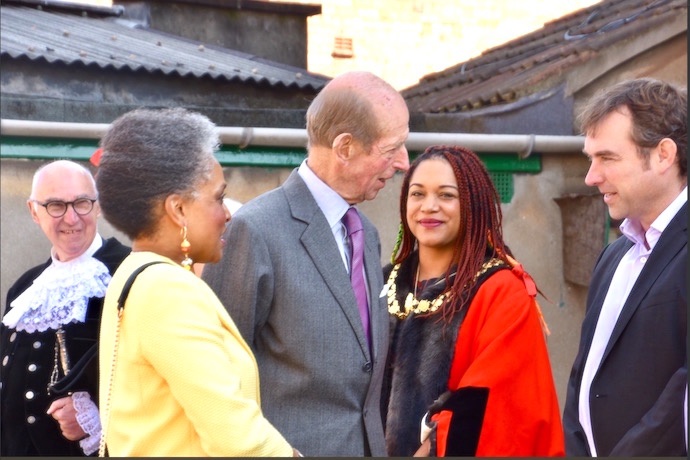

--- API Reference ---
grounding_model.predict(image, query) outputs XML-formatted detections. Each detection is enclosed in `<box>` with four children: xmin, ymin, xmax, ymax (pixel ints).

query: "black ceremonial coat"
<box><xmin>0</xmin><ymin>237</ymin><xmax>130</xmax><ymax>456</ymax></box>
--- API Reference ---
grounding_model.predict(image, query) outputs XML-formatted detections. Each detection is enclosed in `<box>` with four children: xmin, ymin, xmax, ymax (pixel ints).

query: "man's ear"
<box><xmin>333</xmin><ymin>133</ymin><xmax>354</xmax><ymax>162</ymax></box>
<box><xmin>27</xmin><ymin>200</ymin><xmax>40</xmax><ymax>224</ymax></box>
<box><xmin>655</xmin><ymin>138</ymin><xmax>678</xmax><ymax>174</ymax></box>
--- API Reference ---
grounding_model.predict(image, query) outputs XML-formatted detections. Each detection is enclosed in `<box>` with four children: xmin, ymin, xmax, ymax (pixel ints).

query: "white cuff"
<box><xmin>72</xmin><ymin>391</ymin><xmax>101</xmax><ymax>455</ymax></box>
<box><xmin>420</xmin><ymin>411</ymin><xmax>433</xmax><ymax>443</ymax></box>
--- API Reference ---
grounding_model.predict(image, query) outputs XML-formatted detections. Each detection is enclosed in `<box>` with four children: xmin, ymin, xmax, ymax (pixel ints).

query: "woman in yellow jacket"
<box><xmin>95</xmin><ymin>108</ymin><xmax>301</xmax><ymax>457</ymax></box>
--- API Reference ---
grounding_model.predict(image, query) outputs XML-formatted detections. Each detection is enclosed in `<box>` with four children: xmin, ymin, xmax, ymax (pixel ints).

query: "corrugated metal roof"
<box><xmin>402</xmin><ymin>0</ymin><xmax>687</xmax><ymax>113</ymax></box>
<box><xmin>0</xmin><ymin>4</ymin><xmax>330</xmax><ymax>90</ymax></box>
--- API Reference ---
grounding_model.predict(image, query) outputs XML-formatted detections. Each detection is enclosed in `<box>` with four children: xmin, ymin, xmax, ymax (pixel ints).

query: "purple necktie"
<box><xmin>343</xmin><ymin>207</ymin><xmax>371</xmax><ymax>349</ymax></box>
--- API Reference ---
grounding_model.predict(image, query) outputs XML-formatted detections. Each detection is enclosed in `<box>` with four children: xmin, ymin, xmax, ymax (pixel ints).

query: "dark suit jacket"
<box><xmin>0</xmin><ymin>237</ymin><xmax>130</xmax><ymax>456</ymax></box>
<box><xmin>563</xmin><ymin>203</ymin><xmax>687</xmax><ymax>456</ymax></box>
<box><xmin>202</xmin><ymin>170</ymin><xmax>388</xmax><ymax>456</ymax></box>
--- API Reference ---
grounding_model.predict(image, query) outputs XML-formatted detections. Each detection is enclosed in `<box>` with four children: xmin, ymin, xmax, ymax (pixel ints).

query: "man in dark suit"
<box><xmin>563</xmin><ymin>78</ymin><xmax>687</xmax><ymax>456</ymax></box>
<box><xmin>202</xmin><ymin>71</ymin><xmax>409</xmax><ymax>456</ymax></box>
<box><xmin>1</xmin><ymin>160</ymin><xmax>130</xmax><ymax>456</ymax></box>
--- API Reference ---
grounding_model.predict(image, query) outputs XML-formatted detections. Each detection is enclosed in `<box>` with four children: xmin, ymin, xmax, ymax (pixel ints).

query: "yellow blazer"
<box><xmin>99</xmin><ymin>252</ymin><xmax>292</xmax><ymax>457</ymax></box>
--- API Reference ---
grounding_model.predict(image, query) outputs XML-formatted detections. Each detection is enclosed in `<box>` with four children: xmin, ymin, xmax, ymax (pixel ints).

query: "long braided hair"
<box><xmin>392</xmin><ymin>145</ymin><xmax>511</xmax><ymax>322</ymax></box>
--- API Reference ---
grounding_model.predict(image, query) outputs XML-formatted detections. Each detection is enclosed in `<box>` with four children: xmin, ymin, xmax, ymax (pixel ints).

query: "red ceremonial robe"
<box><xmin>383</xmin><ymin>255</ymin><xmax>565</xmax><ymax>457</ymax></box>
<box><xmin>432</xmin><ymin>268</ymin><xmax>565</xmax><ymax>456</ymax></box>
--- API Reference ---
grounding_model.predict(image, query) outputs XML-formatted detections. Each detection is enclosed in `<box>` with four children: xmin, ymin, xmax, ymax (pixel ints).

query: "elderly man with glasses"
<box><xmin>1</xmin><ymin>160</ymin><xmax>130</xmax><ymax>456</ymax></box>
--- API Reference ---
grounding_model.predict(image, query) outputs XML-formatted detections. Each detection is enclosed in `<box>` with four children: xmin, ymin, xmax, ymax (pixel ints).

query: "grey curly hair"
<box><xmin>96</xmin><ymin>107</ymin><xmax>220</xmax><ymax>239</ymax></box>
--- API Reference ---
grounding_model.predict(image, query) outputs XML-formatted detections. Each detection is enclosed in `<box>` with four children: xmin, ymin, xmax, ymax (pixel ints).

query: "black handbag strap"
<box><xmin>49</xmin><ymin>261</ymin><xmax>167</xmax><ymax>395</ymax></box>
<box><xmin>98</xmin><ymin>260</ymin><xmax>168</xmax><ymax>457</ymax></box>
<box><xmin>117</xmin><ymin>261</ymin><xmax>167</xmax><ymax>313</ymax></box>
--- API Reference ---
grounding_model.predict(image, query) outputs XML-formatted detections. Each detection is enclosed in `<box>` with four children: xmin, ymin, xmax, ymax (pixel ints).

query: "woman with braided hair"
<box><xmin>381</xmin><ymin>145</ymin><xmax>565</xmax><ymax>457</ymax></box>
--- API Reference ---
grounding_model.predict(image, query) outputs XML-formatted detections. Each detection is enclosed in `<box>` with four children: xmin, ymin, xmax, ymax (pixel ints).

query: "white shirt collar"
<box><xmin>620</xmin><ymin>186</ymin><xmax>687</xmax><ymax>250</ymax></box>
<box><xmin>298</xmin><ymin>160</ymin><xmax>351</xmax><ymax>225</ymax></box>
<box><xmin>50</xmin><ymin>233</ymin><xmax>104</xmax><ymax>263</ymax></box>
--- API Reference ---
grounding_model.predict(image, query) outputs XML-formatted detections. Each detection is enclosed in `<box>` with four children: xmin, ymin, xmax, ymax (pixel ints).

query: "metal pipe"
<box><xmin>1</xmin><ymin>118</ymin><xmax>584</xmax><ymax>154</ymax></box>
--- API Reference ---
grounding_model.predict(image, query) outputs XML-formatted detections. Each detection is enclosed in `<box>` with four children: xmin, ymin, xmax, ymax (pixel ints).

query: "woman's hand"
<box><xmin>414</xmin><ymin>437</ymin><xmax>431</xmax><ymax>457</ymax></box>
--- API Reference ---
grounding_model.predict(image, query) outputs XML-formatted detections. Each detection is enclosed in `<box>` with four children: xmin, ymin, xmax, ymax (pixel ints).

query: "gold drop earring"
<box><xmin>180</xmin><ymin>225</ymin><xmax>193</xmax><ymax>270</ymax></box>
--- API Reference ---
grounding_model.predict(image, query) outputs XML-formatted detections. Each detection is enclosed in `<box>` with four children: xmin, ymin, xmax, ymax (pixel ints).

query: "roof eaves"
<box><xmin>0</xmin><ymin>5</ymin><xmax>329</xmax><ymax>91</ymax></box>
<box><xmin>2</xmin><ymin>0</ymin><xmax>125</xmax><ymax>17</ymax></box>
<box><xmin>115</xmin><ymin>0</ymin><xmax>322</xmax><ymax>17</ymax></box>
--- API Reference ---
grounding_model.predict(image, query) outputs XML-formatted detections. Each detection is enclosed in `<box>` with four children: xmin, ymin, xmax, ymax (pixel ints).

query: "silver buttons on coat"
<box><xmin>25</xmin><ymin>390</ymin><xmax>35</xmax><ymax>400</ymax></box>
<box><xmin>32</xmin><ymin>341</ymin><xmax>41</xmax><ymax>349</ymax></box>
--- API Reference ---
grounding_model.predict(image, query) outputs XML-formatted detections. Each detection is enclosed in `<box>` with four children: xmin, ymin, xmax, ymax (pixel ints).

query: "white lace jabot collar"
<box><xmin>3</xmin><ymin>235</ymin><xmax>110</xmax><ymax>333</ymax></box>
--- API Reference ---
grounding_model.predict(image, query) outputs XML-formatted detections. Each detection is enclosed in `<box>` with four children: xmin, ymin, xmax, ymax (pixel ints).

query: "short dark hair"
<box><xmin>96</xmin><ymin>107</ymin><xmax>219</xmax><ymax>239</ymax></box>
<box><xmin>578</xmin><ymin>78</ymin><xmax>687</xmax><ymax>177</ymax></box>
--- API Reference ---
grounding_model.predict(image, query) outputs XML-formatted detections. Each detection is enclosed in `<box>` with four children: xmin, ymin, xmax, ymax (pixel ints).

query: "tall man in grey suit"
<box><xmin>202</xmin><ymin>70</ymin><xmax>410</xmax><ymax>456</ymax></box>
<box><xmin>563</xmin><ymin>78</ymin><xmax>687</xmax><ymax>456</ymax></box>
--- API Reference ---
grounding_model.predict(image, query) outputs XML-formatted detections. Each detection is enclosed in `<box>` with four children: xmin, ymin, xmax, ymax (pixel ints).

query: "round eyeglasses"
<box><xmin>31</xmin><ymin>198</ymin><xmax>97</xmax><ymax>218</ymax></box>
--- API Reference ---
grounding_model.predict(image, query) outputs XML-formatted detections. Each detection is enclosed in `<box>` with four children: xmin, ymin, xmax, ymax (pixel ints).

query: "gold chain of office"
<box><xmin>386</xmin><ymin>258</ymin><xmax>505</xmax><ymax>319</ymax></box>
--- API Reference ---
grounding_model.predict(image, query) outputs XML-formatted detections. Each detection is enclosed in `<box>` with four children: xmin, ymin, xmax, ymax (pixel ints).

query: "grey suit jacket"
<box><xmin>203</xmin><ymin>169</ymin><xmax>388</xmax><ymax>456</ymax></box>
<box><xmin>563</xmin><ymin>202</ymin><xmax>687</xmax><ymax>456</ymax></box>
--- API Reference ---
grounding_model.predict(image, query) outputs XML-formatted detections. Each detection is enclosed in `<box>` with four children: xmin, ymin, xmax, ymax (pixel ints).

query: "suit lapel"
<box><xmin>283</xmin><ymin>171</ymin><xmax>372</xmax><ymax>358</ymax></box>
<box><xmin>580</xmin><ymin>238</ymin><xmax>632</xmax><ymax>354</ymax></box>
<box><xmin>601</xmin><ymin>203</ymin><xmax>687</xmax><ymax>363</ymax></box>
